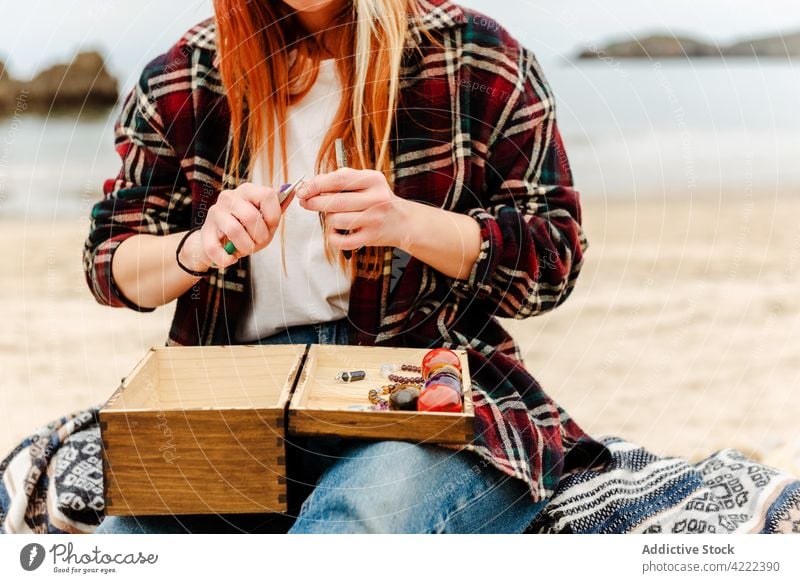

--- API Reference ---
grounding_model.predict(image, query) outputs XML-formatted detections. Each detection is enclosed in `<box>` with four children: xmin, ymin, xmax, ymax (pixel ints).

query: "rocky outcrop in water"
<box><xmin>579</xmin><ymin>31</ymin><xmax>800</xmax><ymax>60</ymax></box>
<box><xmin>0</xmin><ymin>51</ymin><xmax>118</xmax><ymax>115</ymax></box>
<box><xmin>725</xmin><ymin>31</ymin><xmax>800</xmax><ymax>57</ymax></box>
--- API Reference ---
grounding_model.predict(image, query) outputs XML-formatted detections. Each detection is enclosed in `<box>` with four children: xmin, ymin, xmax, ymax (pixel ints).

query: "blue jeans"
<box><xmin>95</xmin><ymin>319</ymin><xmax>546</xmax><ymax>533</ymax></box>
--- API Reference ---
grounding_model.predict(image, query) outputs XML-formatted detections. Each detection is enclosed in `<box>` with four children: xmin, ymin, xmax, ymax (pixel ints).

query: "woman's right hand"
<box><xmin>180</xmin><ymin>183</ymin><xmax>294</xmax><ymax>272</ymax></box>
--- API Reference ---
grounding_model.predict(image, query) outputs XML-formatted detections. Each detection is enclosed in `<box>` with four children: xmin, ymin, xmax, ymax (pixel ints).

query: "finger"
<box><xmin>297</xmin><ymin>168</ymin><xmax>378</xmax><ymax>199</ymax></box>
<box><xmin>324</xmin><ymin>211</ymin><xmax>365</xmax><ymax>232</ymax></box>
<box><xmin>300</xmin><ymin>191</ymin><xmax>376</xmax><ymax>213</ymax></box>
<box><xmin>230</xmin><ymin>198</ymin><xmax>270</xmax><ymax>245</ymax></box>
<box><xmin>218</xmin><ymin>213</ymin><xmax>257</xmax><ymax>256</ymax></box>
<box><xmin>201</xmin><ymin>222</ymin><xmax>236</xmax><ymax>269</ymax></box>
<box><xmin>233</xmin><ymin>182</ymin><xmax>272</xmax><ymax>206</ymax></box>
<box><xmin>258</xmin><ymin>188</ymin><xmax>283</xmax><ymax>234</ymax></box>
<box><xmin>326</xmin><ymin>228</ymin><xmax>367</xmax><ymax>251</ymax></box>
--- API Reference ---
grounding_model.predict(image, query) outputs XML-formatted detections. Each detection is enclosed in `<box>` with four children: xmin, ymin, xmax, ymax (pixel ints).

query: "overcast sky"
<box><xmin>2</xmin><ymin>0</ymin><xmax>800</xmax><ymax>88</ymax></box>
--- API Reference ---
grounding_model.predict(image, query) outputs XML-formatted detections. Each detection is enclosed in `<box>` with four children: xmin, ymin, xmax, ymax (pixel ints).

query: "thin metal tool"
<box><xmin>334</xmin><ymin>138</ymin><xmax>353</xmax><ymax>259</ymax></box>
<box><xmin>223</xmin><ymin>174</ymin><xmax>305</xmax><ymax>256</ymax></box>
<box><xmin>335</xmin><ymin>138</ymin><xmax>347</xmax><ymax>169</ymax></box>
<box><xmin>278</xmin><ymin>173</ymin><xmax>306</xmax><ymax>204</ymax></box>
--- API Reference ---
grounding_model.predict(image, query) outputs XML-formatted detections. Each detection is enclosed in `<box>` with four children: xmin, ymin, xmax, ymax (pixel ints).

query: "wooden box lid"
<box><xmin>288</xmin><ymin>345</ymin><xmax>475</xmax><ymax>444</ymax></box>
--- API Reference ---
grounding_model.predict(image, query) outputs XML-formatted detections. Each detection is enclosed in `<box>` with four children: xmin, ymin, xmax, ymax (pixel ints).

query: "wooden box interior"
<box><xmin>288</xmin><ymin>345</ymin><xmax>474</xmax><ymax>444</ymax></box>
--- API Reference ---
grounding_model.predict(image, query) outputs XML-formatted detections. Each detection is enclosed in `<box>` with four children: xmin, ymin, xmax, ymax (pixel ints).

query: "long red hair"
<box><xmin>213</xmin><ymin>0</ymin><xmax>415</xmax><ymax>278</ymax></box>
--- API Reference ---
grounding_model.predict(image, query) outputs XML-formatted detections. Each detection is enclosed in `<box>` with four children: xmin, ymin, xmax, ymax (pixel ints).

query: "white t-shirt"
<box><xmin>235</xmin><ymin>59</ymin><xmax>351</xmax><ymax>343</ymax></box>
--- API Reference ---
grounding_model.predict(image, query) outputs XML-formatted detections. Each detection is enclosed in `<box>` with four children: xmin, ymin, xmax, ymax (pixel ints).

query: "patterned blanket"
<box><xmin>2</xmin><ymin>410</ymin><xmax>798</xmax><ymax>534</ymax></box>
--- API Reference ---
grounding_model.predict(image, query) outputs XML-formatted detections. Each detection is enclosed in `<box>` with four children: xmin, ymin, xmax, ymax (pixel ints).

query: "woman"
<box><xmin>85</xmin><ymin>0</ymin><xmax>609</xmax><ymax>533</ymax></box>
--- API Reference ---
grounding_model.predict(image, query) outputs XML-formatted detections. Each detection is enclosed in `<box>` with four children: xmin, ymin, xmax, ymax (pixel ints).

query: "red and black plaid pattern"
<box><xmin>83</xmin><ymin>0</ymin><xmax>609</xmax><ymax>502</ymax></box>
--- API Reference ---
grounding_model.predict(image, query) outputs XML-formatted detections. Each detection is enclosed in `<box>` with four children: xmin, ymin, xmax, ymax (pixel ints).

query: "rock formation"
<box><xmin>580</xmin><ymin>31</ymin><xmax>800</xmax><ymax>60</ymax></box>
<box><xmin>0</xmin><ymin>51</ymin><xmax>118</xmax><ymax>116</ymax></box>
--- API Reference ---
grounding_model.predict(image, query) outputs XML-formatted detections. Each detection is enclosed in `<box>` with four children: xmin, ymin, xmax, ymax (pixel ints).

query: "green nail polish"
<box><xmin>224</xmin><ymin>241</ymin><xmax>237</xmax><ymax>255</ymax></box>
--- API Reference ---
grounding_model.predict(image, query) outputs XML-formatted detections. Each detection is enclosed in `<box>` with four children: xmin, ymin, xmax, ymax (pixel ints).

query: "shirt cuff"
<box><xmin>449</xmin><ymin>208</ymin><xmax>502</xmax><ymax>300</ymax></box>
<box><xmin>97</xmin><ymin>234</ymin><xmax>157</xmax><ymax>313</ymax></box>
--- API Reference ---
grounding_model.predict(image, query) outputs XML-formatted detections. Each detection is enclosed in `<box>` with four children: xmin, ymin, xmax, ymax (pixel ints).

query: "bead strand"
<box><xmin>386</xmin><ymin>363</ymin><xmax>423</xmax><ymax>384</ymax></box>
<box><xmin>388</xmin><ymin>373</ymin><xmax>424</xmax><ymax>384</ymax></box>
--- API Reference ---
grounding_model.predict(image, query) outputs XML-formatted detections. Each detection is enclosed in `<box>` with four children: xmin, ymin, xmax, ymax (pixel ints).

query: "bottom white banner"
<box><xmin>1</xmin><ymin>534</ymin><xmax>798</xmax><ymax>582</ymax></box>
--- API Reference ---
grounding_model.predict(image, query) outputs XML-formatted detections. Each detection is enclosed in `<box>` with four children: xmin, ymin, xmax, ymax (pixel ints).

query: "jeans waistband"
<box><xmin>254</xmin><ymin>318</ymin><xmax>351</xmax><ymax>346</ymax></box>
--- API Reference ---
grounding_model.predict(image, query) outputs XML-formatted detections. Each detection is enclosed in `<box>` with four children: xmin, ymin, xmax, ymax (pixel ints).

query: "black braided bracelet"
<box><xmin>175</xmin><ymin>227</ymin><xmax>212</xmax><ymax>277</ymax></box>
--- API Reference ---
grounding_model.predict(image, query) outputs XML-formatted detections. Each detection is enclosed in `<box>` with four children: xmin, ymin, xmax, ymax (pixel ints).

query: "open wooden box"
<box><xmin>101</xmin><ymin>343</ymin><xmax>475</xmax><ymax>516</ymax></box>
<box><xmin>99</xmin><ymin>345</ymin><xmax>304</xmax><ymax>516</ymax></box>
<box><xmin>288</xmin><ymin>345</ymin><xmax>475</xmax><ymax>444</ymax></box>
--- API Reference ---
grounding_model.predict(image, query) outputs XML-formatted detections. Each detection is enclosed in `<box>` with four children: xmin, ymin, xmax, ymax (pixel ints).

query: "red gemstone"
<box><xmin>421</xmin><ymin>348</ymin><xmax>462</xmax><ymax>379</ymax></box>
<box><xmin>417</xmin><ymin>383</ymin><xmax>462</xmax><ymax>413</ymax></box>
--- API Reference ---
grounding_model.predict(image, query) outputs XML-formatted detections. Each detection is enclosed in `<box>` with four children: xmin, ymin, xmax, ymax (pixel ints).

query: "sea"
<box><xmin>1</xmin><ymin>59</ymin><xmax>799</xmax><ymax>219</ymax></box>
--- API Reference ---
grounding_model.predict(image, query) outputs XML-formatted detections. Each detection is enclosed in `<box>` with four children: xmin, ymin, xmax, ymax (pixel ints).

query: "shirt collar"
<box><xmin>408</xmin><ymin>0</ymin><xmax>466</xmax><ymax>44</ymax></box>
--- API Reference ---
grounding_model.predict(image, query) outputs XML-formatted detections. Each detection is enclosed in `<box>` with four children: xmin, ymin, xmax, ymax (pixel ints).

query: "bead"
<box><xmin>368</xmin><ymin>388</ymin><xmax>387</xmax><ymax>406</ymax></box>
<box><xmin>421</xmin><ymin>348</ymin><xmax>461</xmax><ymax>379</ymax></box>
<box><xmin>224</xmin><ymin>240</ymin><xmax>237</xmax><ymax>255</ymax></box>
<box><xmin>427</xmin><ymin>364</ymin><xmax>462</xmax><ymax>382</ymax></box>
<box><xmin>417</xmin><ymin>383</ymin><xmax>462</xmax><ymax>413</ymax></box>
<box><xmin>389</xmin><ymin>386</ymin><xmax>420</xmax><ymax>411</ymax></box>
<box><xmin>425</xmin><ymin>372</ymin><xmax>462</xmax><ymax>395</ymax></box>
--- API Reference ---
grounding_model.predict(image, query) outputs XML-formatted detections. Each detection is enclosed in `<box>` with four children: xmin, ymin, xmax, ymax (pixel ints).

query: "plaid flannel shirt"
<box><xmin>83</xmin><ymin>0</ymin><xmax>609</xmax><ymax>502</ymax></box>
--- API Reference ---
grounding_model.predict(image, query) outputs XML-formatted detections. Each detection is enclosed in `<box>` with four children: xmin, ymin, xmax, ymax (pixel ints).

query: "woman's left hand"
<box><xmin>295</xmin><ymin>168</ymin><xmax>408</xmax><ymax>251</ymax></box>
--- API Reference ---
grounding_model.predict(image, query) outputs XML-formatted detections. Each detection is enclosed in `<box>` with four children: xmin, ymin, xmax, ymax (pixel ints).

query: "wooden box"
<box><xmin>288</xmin><ymin>345</ymin><xmax>474</xmax><ymax>444</ymax></box>
<box><xmin>99</xmin><ymin>345</ymin><xmax>305</xmax><ymax>516</ymax></box>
